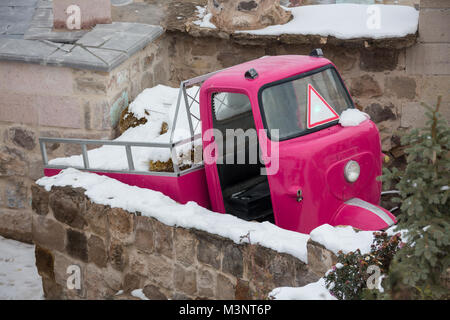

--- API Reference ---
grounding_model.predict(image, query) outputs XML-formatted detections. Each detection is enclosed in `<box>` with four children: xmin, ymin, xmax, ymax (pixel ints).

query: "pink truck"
<box><xmin>40</xmin><ymin>50</ymin><xmax>396</xmax><ymax>234</ymax></box>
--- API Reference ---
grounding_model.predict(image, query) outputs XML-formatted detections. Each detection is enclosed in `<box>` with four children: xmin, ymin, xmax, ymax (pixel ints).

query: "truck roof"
<box><xmin>203</xmin><ymin>55</ymin><xmax>333</xmax><ymax>92</ymax></box>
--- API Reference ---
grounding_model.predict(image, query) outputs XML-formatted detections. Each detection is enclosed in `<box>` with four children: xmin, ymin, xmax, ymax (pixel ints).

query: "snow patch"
<box><xmin>269</xmin><ymin>278</ymin><xmax>336</xmax><ymax>300</ymax></box>
<box><xmin>339</xmin><ymin>108</ymin><xmax>370</xmax><ymax>127</ymax></box>
<box><xmin>0</xmin><ymin>236</ymin><xmax>44</xmax><ymax>300</ymax></box>
<box><xmin>310</xmin><ymin>224</ymin><xmax>374</xmax><ymax>255</ymax></box>
<box><xmin>131</xmin><ymin>289</ymin><xmax>149</xmax><ymax>300</ymax></box>
<box><xmin>238</xmin><ymin>4</ymin><xmax>418</xmax><ymax>40</ymax></box>
<box><xmin>193</xmin><ymin>6</ymin><xmax>216</xmax><ymax>29</ymax></box>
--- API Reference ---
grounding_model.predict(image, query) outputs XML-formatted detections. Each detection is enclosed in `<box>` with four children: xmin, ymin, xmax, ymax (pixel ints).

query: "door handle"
<box><xmin>296</xmin><ymin>189</ymin><xmax>303</xmax><ymax>202</ymax></box>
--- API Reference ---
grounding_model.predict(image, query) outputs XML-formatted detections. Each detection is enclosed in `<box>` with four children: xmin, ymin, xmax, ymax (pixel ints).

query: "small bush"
<box><xmin>324</xmin><ymin>232</ymin><xmax>402</xmax><ymax>300</ymax></box>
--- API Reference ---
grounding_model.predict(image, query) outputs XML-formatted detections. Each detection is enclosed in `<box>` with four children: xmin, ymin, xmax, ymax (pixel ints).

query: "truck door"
<box><xmin>201</xmin><ymin>89</ymin><xmax>274</xmax><ymax>221</ymax></box>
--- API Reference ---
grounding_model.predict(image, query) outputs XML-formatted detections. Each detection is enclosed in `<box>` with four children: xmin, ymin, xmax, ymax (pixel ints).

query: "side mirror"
<box><xmin>309</xmin><ymin>48</ymin><xmax>324</xmax><ymax>58</ymax></box>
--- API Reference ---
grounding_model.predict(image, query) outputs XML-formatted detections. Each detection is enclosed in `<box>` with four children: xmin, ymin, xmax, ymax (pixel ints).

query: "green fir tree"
<box><xmin>381</xmin><ymin>96</ymin><xmax>450</xmax><ymax>299</ymax></box>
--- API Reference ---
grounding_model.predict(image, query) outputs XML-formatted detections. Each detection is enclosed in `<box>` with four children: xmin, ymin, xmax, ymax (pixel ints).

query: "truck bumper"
<box><xmin>331</xmin><ymin>198</ymin><xmax>396</xmax><ymax>231</ymax></box>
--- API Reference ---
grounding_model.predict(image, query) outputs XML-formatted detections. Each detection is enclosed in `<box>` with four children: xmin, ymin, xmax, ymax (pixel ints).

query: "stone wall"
<box><xmin>31</xmin><ymin>183</ymin><xmax>333</xmax><ymax>300</ymax></box>
<box><xmin>0</xmin><ymin>38</ymin><xmax>169</xmax><ymax>242</ymax></box>
<box><xmin>164</xmin><ymin>22</ymin><xmax>449</xmax><ymax>157</ymax></box>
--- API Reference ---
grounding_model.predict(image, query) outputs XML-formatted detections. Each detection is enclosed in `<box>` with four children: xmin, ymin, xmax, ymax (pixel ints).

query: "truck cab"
<box><xmin>200</xmin><ymin>52</ymin><xmax>396</xmax><ymax>233</ymax></box>
<box><xmin>39</xmin><ymin>51</ymin><xmax>396</xmax><ymax>234</ymax></box>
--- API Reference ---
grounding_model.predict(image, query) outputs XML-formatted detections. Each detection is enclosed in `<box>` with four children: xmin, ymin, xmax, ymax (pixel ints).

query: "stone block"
<box><xmin>153</xmin><ymin>219</ymin><xmax>173</xmax><ymax>258</ymax></box>
<box><xmin>145</xmin><ymin>254</ymin><xmax>174</xmax><ymax>289</ymax></box>
<box><xmin>4</xmin><ymin>179</ymin><xmax>27</xmax><ymax>209</ymax></box>
<box><xmin>235</xmin><ymin>279</ymin><xmax>252</xmax><ymax>300</ymax></box>
<box><xmin>0</xmin><ymin>146</ymin><xmax>27</xmax><ymax>177</ymax></box>
<box><xmin>85</xmin><ymin>201</ymin><xmax>108</xmax><ymax>238</ymax></box>
<box><xmin>88</xmin><ymin>234</ymin><xmax>107</xmax><ymax>268</ymax></box>
<box><xmin>0</xmin><ymin>61</ymin><xmax>73</xmax><ymax>96</ymax></box>
<box><xmin>36</xmin><ymin>95</ymin><xmax>82</xmax><ymax>129</ymax></box>
<box><xmin>0</xmin><ymin>92</ymin><xmax>38</xmax><ymax>125</ymax></box>
<box><xmin>142</xmin><ymin>284</ymin><xmax>168</xmax><ymax>300</ymax></box>
<box><xmin>135</xmin><ymin>228</ymin><xmax>154</xmax><ymax>254</ymax></box>
<box><xmin>215</xmin><ymin>273</ymin><xmax>235</xmax><ymax>300</ymax></box>
<box><xmin>0</xmin><ymin>38</ymin><xmax>58</xmax><ymax>65</ymax></box>
<box><xmin>222</xmin><ymin>242</ymin><xmax>244</xmax><ymax>278</ymax></box>
<box><xmin>195</xmin><ymin>230</ymin><xmax>222</xmax><ymax>269</ymax></box>
<box><xmin>294</xmin><ymin>260</ymin><xmax>320</xmax><ymax>287</ymax></box>
<box><xmin>85</xmin><ymin>264</ymin><xmax>122</xmax><ymax>300</ymax></box>
<box><xmin>267</xmin><ymin>253</ymin><xmax>296</xmax><ymax>288</ymax></box>
<box><xmin>28</xmin><ymin>158</ymin><xmax>45</xmax><ymax>180</ymax></box>
<box><xmin>109</xmin><ymin>240</ymin><xmax>127</xmax><ymax>271</ymax></box>
<box><xmin>421</xmin><ymin>0</ymin><xmax>450</xmax><ymax>8</ymax></box>
<box><xmin>84</xmin><ymin>47</ymin><xmax>128</xmax><ymax>72</ymax></box>
<box><xmin>32</xmin><ymin>215</ymin><xmax>66</xmax><ymax>252</ymax></box>
<box><xmin>123</xmin><ymin>273</ymin><xmax>141</xmax><ymax>293</ymax></box>
<box><xmin>360</xmin><ymin>48</ymin><xmax>399</xmax><ymax>72</ymax></box>
<box><xmin>108</xmin><ymin>207</ymin><xmax>134</xmax><ymax>242</ymax></box>
<box><xmin>350</xmin><ymin>74</ymin><xmax>382</xmax><ymax>98</ymax></box>
<box><xmin>31</xmin><ymin>184</ymin><xmax>49</xmax><ymax>216</ymax></box>
<box><xmin>385</xmin><ymin>76</ymin><xmax>417</xmax><ymax>99</ymax></box>
<box><xmin>419</xmin><ymin>8</ymin><xmax>450</xmax><ymax>43</ymax></box>
<box><xmin>53</xmin><ymin>0</ymin><xmax>112</xmax><ymax>30</ymax></box>
<box><xmin>49</xmin><ymin>187</ymin><xmax>87</xmax><ymax>229</ymax></box>
<box><xmin>174</xmin><ymin>227</ymin><xmax>197</xmax><ymax>267</ymax></box>
<box><xmin>306</xmin><ymin>239</ymin><xmax>337</xmax><ymax>277</ymax></box>
<box><xmin>174</xmin><ymin>264</ymin><xmax>197</xmax><ymax>296</ymax></box>
<box><xmin>35</xmin><ymin>245</ymin><xmax>55</xmax><ymax>281</ymax></box>
<box><xmin>406</xmin><ymin>43</ymin><xmax>450</xmax><ymax>75</ymax></box>
<box><xmin>66</xmin><ymin>228</ymin><xmax>88</xmax><ymax>262</ymax></box>
<box><xmin>6</xmin><ymin>127</ymin><xmax>36</xmax><ymax>150</ymax></box>
<box><xmin>364</xmin><ymin>103</ymin><xmax>397</xmax><ymax>123</ymax></box>
<box><xmin>74</xmin><ymin>74</ymin><xmax>108</xmax><ymax>95</ymax></box>
<box><xmin>0</xmin><ymin>209</ymin><xmax>32</xmax><ymax>244</ymax></box>
<box><xmin>47</xmin><ymin>45</ymin><xmax>109</xmax><ymax>71</ymax></box>
<box><xmin>197</xmin><ymin>266</ymin><xmax>216</xmax><ymax>297</ymax></box>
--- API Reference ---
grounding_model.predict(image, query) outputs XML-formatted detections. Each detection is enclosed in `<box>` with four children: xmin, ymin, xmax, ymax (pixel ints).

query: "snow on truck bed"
<box><xmin>49</xmin><ymin>85</ymin><xmax>201</xmax><ymax>171</ymax></box>
<box><xmin>195</xmin><ymin>4</ymin><xmax>418</xmax><ymax>40</ymax></box>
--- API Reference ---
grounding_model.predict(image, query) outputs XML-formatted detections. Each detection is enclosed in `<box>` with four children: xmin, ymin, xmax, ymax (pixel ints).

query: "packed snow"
<box><xmin>0</xmin><ymin>236</ymin><xmax>44</xmax><ymax>300</ymax></box>
<box><xmin>238</xmin><ymin>4</ymin><xmax>419</xmax><ymax>40</ymax></box>
<box><xmin>310</xmin><ymin>224</ymin><xmax>375</xmax><ymax>255</ymax></box>
<box><xmin>339</xmin><ymin>108</ymin><xmax>370</xmax><ymax>127</ymax></box>
<box><xmin>193</xmin><ymin>6</ymin><xmax>216</xmax><ymax>29</ymax></box>
<box><xmin>269</xmin><ymin>278</ymin><xmax>336</xmax><ymax>300</ymax></box>
<box><xmin>48</xmin><ymin>85</ymin><xmax>201</xmax><ymax>171</ymax></box>
<box><xmin>131</xmin><ymin>289</ymin><xmax>149</xmax><ymax>300</ymax></box>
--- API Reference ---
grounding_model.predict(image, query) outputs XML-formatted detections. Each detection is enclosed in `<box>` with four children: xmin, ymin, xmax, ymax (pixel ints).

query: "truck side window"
<box><xmin>213</xmin><ymin>92</ymin><xmax>252</xmax><ymax>121</ymax></box>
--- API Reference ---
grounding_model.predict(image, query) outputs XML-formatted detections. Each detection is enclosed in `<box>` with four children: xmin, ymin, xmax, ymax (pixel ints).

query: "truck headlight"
<box><xmin>344</xmin><ymin>160</ymin><xmax>360</xmax><ymax>183</ymax></box>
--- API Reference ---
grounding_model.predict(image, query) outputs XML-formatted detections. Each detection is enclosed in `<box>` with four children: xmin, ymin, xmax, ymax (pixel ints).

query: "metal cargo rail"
<box><xmin>39</xmin><ymin>69</ymin><xmax>224</xmax><ymax>177</ymax></box>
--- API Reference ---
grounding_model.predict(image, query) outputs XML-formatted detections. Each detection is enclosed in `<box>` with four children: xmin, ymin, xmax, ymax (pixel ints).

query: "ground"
<box><xmin>0</xmin><ymin>236</ymin><xmax>43</xmax><ymax>300</ymax></box>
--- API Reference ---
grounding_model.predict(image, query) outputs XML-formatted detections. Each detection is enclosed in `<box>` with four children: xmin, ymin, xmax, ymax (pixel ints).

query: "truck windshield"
<box><xmin>260</xmin><ymin>66</ymin><xmax>353</xmax><ymax>141</ymax></box>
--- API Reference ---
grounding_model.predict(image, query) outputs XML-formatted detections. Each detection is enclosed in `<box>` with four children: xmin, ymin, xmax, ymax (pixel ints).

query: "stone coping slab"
<box><xmin>164</xmin><ymin>0</ymin><xmax>418</xmax><ymax>49</ymax></box>
<box><xmin>0</xmin><ymin>22</ymin><xmax>164</xmax><ymax>72</ymax></box>
<box><xmin>0</xmin><ymin>0</ymin><xmax>37</xmax><ymax>39</ymax></box>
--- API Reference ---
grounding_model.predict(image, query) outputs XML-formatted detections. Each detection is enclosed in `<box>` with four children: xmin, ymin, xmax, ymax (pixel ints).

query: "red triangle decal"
<box><xmin>307</xmin><ymin>84</ymin><xmax>339</xmax><ymax>129</ymax></box>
